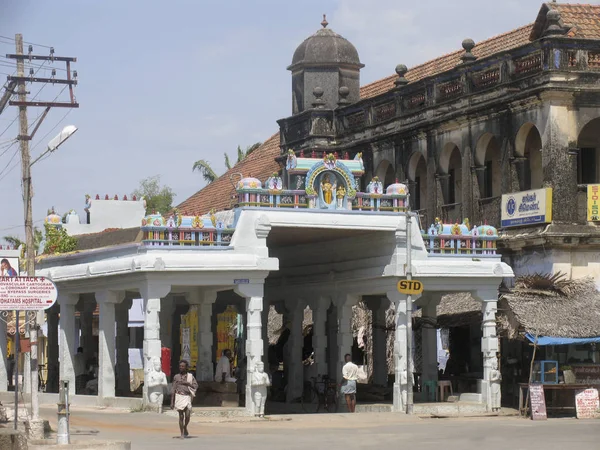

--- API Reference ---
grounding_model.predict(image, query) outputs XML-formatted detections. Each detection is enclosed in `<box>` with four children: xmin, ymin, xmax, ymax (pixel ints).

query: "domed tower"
<box><xmin>288</xmin><ymin>15</ymin><xmax>364</xmax><ymax>114</ymax></box>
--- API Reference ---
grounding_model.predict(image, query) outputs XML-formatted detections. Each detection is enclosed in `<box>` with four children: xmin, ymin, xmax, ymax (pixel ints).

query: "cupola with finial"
<box><xmin>288</xmin><ymin>14</ymin><xmax>364</xmax><ymax>114</ymax></box>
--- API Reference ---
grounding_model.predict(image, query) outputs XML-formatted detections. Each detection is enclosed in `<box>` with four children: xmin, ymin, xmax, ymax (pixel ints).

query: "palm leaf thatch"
<box><xmin>499</xmin><ymin>273</ymin><xmax>600</xmax><ymax>340</ymax></box>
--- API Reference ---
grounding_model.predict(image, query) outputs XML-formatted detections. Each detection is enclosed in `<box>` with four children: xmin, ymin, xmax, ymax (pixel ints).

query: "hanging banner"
<box><xmin>587</xmin><ymin>184</ymin><xmax>600</xmax><ymax>222</ymax></box>
<box><xmin>0</xmin><ymin>277</ymin><xmax>58</xmax><ymax>310</ymax></box>
<box><xmin>501</xmin><ymin>188</ymin><xmax>553</xmax><ymax>228</ymax></box>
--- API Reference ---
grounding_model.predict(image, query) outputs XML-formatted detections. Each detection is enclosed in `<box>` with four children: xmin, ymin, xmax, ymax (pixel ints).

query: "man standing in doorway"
<box><xmin>215</xmin><ymin>349</ymin><xmax>236</xmax><ymax>383</ymax></box>
<box><xmin>171</xmin><ymin>360</ymin><xmax>198</xmax><ymax>439</ymax></box>
<box><xmin>341</xmin><ymin>354</ymin><xmax>359</xmax><ymax>413</ymax></box>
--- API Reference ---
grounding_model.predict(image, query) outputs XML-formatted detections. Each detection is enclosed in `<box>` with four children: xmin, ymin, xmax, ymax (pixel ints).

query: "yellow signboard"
<box><xmin>397</xmin><ymin>279</ymin><xmax>424</xmax><ymax>295</ymax></box>
<box><xmin>587</xmin><ymin>184</ymin><xmax>600</xmax><ymax>222</ymax></box>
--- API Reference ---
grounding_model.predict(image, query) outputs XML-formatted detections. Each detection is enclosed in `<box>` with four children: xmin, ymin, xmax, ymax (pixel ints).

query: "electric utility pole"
<box><xmin>5</xmin><ymin>34</ymin><xmax>78</xmax><ymax>437</ymax></box>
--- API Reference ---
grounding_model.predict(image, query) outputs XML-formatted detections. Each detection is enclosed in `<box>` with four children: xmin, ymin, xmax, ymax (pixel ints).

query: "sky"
<box><xmin>0</xmin><ymin>0</ymin><xmax>576</xmax><ymax>243</ymax></box>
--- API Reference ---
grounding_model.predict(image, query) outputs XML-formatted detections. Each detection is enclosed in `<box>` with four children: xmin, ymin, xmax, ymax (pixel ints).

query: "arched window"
<box><xmin>577</xmin><ymin>118</ymin><xmax>600</xmax><ymax>184</ymax></box>
<box><xmin>515</xmin><ymin>123</ymin><xmax>543</xmax><ymax>191</ymax></box>
<box><xmin>407</xmin><ymin>152</ymin><xmax>428</xmax><ymax>211</ymax></box>
<box><xmin>475</xmin><ymin>133</ymin><xmax>501</xmax><ymax>198</ymax></box>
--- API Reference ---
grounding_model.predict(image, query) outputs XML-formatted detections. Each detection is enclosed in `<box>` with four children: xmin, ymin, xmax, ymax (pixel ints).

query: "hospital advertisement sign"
<box><xmin>501</xmin><ymin>188</ymin><xmax>553</xmax><ymax>228</ymax></box>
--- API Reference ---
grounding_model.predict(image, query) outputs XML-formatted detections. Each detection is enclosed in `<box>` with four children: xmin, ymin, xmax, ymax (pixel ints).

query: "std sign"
<box><xmin>0</xmin><ymin>277</ymin><xmax>58</xmax><ymax>311</ymax></box>
<box><xmin>397</xmin><ymin>279</ymin><xmax>424</xmax><ymax>295</ymax></box>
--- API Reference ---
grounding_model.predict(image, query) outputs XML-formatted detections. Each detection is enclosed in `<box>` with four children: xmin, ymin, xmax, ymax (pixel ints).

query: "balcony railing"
<box><xmin>334</xmin><ymin>38</ymin><xmax>600</xmax><ymax>135</ymax></box>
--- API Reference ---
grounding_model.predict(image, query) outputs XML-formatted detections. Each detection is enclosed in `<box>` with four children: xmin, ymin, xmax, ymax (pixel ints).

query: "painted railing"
<box><xmin>352</xmin><ymin>193</ymin><xmax>408</xmax><ymax>212</ymax></box>
<box><xmin>421</xmin><ymin>233</ymin><xmax>498</xmax><ymax>256</ymax></box>
<box><xmin>141</xmin><ymin>228</ymin><xmax>235</xmax><ymax>248</ymax></box>
<box><xmin>237</xmin><ymin>189</ymin><xmax>408</xmax><ymax>212</ymax></box>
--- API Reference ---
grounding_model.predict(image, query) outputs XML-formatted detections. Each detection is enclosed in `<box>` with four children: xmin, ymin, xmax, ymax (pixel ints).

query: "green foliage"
<box><xmin>196</xmin><ymin>142</ymin><xmax>263</xmax><ymax>184</ymax></box>
<box><xmin>192</xmin><ymin>159</ymin><xmax>219</xmax><ymax>184</ymax></box>
<box><xmin>43</xmin><ymin>223</ymin><xmax>77</xmax><ymax>255</ymax></box>
<box><xmin>132</xmin><ymin>175</ymin><xmax>176</xmax><ymax>215</ymax></box>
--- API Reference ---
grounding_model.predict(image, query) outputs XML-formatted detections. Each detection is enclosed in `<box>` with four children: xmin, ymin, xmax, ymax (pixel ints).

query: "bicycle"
<box><xmin>301</xmin><ymin>374</ymin><xmax>338</xmax><ymax>413</ymax></box>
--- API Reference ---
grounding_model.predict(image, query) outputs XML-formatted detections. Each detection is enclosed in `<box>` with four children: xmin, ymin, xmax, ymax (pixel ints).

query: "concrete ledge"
<box><xmin>414</xmin><ymin>402</ymin><xmax>488</xmax><ymax>416</ymax></box>
<box><xmin>0</xmin><ymin>393</ymin><xmax>143</xmax><ymax>410</ymax></box>
<box><xmin>29</xmin><ymin>440</ymin><xmax>130</xmax><ymax>449</ymax></box>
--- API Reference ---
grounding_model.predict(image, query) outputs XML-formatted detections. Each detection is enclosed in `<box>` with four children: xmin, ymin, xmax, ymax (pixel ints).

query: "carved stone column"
<box><xmin>59</xmin><ymin>293</ymin><xmax>79</xmax><ymax>395</ymax></box>
<box><xmin>476</xmin><ymin>288</ymin><xmax>499</xmax><ymax>412</ymax></box>
<box><xmin>234</xmin><ymin>283</ymin><xmax>264</xmax><ymax>415</ymax></box>
<box><xmin>140</xmin><ymin>282</ymin><xmax>171</xmax><ymax>407</ymax></box>
<box><xmin>387</xmin><ymin>290</ymin><xmax>407</xmax><ymax>413</ymax></box>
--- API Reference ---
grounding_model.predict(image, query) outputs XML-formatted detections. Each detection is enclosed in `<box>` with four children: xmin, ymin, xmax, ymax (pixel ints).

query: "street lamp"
<box><xmin>31</xmin><ymin>125</ymin><xmax>78</xmax><ymax>167</ymax></box>
<box><xmin>25</xmin><ymin>124</ymin><xmax>77</xmax><ymax>430</ymax></box>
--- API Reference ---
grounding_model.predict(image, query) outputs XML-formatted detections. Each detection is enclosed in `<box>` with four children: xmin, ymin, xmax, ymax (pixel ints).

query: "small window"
<box><xmin>448</xmin><ymin>169</ymin><xmax>456</xmax><ymax>204</ymax></box>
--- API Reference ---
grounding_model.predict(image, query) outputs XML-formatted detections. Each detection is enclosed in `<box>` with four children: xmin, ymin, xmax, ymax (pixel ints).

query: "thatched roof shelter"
<box><xmin>498</xmin><ymin>274</ymin><xmax>600</xmax><ymax>340</ymax></box>
<box><xmin>414</xmin><ymin>293</ymin><xmax>481</xmax><ymax>329</ymax></box>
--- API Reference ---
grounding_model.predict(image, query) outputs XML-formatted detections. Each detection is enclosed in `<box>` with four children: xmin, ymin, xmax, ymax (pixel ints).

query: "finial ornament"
<box><xmin>321</xmin><ymin>14</ymin><xmax>328</xmax><ymax>28</ymax></box>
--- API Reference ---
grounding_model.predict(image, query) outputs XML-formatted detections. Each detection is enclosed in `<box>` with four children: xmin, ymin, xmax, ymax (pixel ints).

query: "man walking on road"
<box><xmin>341</xmin><ymin>354</ymin><xmax>359</xmax><ymax>413</ymax></box>
<box><xmin>171</xmin><ymin>360</ymin><xmax>198</xmax><ymax>438</ymax></box>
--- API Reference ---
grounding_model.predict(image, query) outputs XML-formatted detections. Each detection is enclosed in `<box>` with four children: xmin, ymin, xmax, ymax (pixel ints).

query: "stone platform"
<box><xmin>195</xmin><ymin>382</ymin><xmax>239</xmax><ymax>408</ymax></box>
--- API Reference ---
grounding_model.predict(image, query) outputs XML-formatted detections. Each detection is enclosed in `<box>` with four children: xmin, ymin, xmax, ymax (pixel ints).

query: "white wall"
<box><xmin>64</xmin><ymin>199</ymin><xmax>146</xmax><ymax>236</ymax></box>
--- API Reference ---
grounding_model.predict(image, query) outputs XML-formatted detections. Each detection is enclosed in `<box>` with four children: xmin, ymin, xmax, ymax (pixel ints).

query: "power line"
<box><xmin>0</xmin><ymin>35</ymin><xmax>52</xmax><ymax>49</ymax></box>
<box><xmin>0</xmin><ymin>146</ymin><xmax>19</xmax><ymax>179</ymax></box>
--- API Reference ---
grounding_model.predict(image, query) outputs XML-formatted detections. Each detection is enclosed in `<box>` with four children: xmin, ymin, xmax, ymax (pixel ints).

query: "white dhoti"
<box><xmin>174</xmin><ymin>393</ymin><xmax>192</xmax><ymax>411</ymax></box>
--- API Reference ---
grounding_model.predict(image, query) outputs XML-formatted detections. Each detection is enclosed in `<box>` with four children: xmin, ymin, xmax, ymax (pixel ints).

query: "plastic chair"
<box><xmin>422</xmin><ymin>380</ymin><xmax>437</xmax><ymax>402</ymax></box>
<box><xmin>437</xmin><ymin>380</ymin><xmax>453</xmax><ymax>402</ymax></box>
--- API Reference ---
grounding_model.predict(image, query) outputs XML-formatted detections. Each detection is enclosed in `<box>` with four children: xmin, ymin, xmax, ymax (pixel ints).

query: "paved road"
<box><xmin>37</xmin><ymin>407</ymin><xmax>600</xmax><ymax>450</ymax></box>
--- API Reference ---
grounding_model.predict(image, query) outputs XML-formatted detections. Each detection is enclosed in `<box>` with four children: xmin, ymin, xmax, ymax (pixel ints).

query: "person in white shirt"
<box><xmin>214</xmin><ymin>349</ymin><xmax>237</xmax><ymax>383</ymax></box>
<box><xmin>341</xmin><ymin>353</ymin><xmax>359</xmax><ymax>412</ymax></box>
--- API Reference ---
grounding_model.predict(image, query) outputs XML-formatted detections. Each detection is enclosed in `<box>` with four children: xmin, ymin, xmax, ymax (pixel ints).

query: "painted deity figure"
<box><xmin>336</xmin><ymin>184</ymin><xmax>346</xmax><ymax>209</ymax></box>
<box><xmin>251</xmin><ymin>362</ymin><xmax>271</xmax><ymax>417</ymax></box>
<box><xmin>320</xmin><ymin>174</ymin><xmax>336</xmax><ymax>205</ymax></box>
<box><xmin>147</xmin><ymin>357</ymin><xmax>168</xmax><ymax>413</ymax></box>
<box><xmin>489</xmin><ymin>358</ymin><xmax>502</xmax><ymax>412</ymax></box>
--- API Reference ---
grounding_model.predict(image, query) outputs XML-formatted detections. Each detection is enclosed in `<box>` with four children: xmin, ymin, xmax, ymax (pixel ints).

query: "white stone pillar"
<box><xmin>477</xmin><ymin>289</ymin><xmax>499</xmax><ymax>411</ymax></box>
<box><xmin>285</xmin><ymin>299</ymin><xmax>304</xmax><ymax>403</ymax></box>
<box><xmin>0</xmin><ymin>314</ymin><xmax>7</xmax><ymax>391</ymax></box>
<box><xmin>141</xmin><ymin>282</ymin><xmax>171</xmax><ymax>407</ymax></box>
<box><xmin>116</xmin><ymin>298</ymin><xmax>132</xmax><ymax>395</ymax></box>
<box><xmin>234</xmin><ymin>283</ymin><xmax>264</xmax><ymax>416</ymax></box>
<box><xmin>387</xmin><ymin>290</ymin><xmax>407</xmax><ymax>412</ymax></box>
<box><xmin>96</xmin><ymin>291</ymin><xmax>123</xmax><ymax>400</ymax></box>
<box><xmin>421</xmin><ymin>294</ymin><xmax>441</xmax><ymax>386</ymax></box>
<box><xmin>334</xmin><ymin>294</ymin><xmax>358</xmax><ymax>385</ymax></box>
<box><xmin>261</xmin><ymin>301</ymin><xmax>270</xmax><ymax>370</ymax></box>
<box><xmin>59</xmin><ymin>294</ymin><xmax>79</xmax><ymax>395</ymax></box>
<box><xmin>46</xmin><ymin>306</ymin><xmax>60</xmax><ymax>393</ymax></box>
<box><xmin>186</xmin><ymin>290</ymin><xmax>217</xmax><ymax>382</ymax></box>
<box><xmin>310</xmin><ymin>296</ymin><xmax>330</xmax><ymax>379</ymax></box>
<box><xmin>366</xmin><ymin>296</ymin><xmax>389</xmax><ymax>386</ymax></box>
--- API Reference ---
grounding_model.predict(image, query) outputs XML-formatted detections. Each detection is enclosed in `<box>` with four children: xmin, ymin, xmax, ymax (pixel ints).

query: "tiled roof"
<box><xmin>359</xmin><ymin>24</ymin><xmax>534</xmax><ymax>100</ymax></box>
<box><xmin>75</xmin><ymin>227</ymin><xmax>142</xmax><ymax>251</ymax></box>
<box><xmin>532</xmin><ymin>3</ymin><xmax>600</xmax><ymax>40</ymax></box>
<box><xmin>176</xmin><ymin>133</ymin><xmax>281</xmax><ymax>216</ymax></box>
<box><xmin>177</xmin><ymin>3</ymin><xmax>600</xmax><ymax>215</ymax></box>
